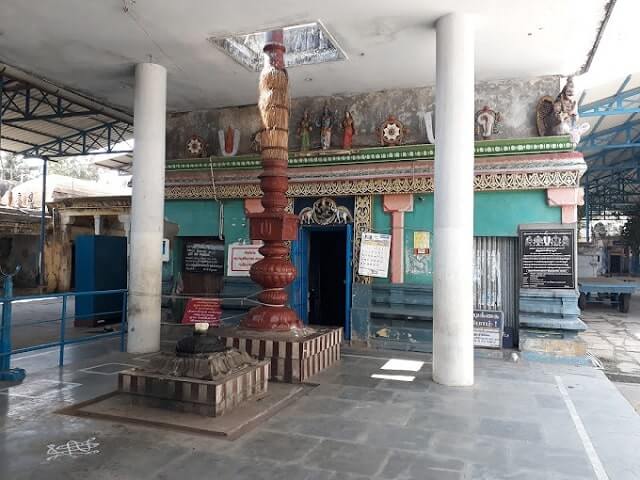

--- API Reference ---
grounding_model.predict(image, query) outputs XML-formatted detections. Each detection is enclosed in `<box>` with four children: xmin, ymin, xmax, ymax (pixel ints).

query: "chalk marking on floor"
<box><xmin>46</xmin><ymin>437</ymin><xmax>100</xmax><ymax>461</ymax></box>
<box><xmin>79</xmin><ymin>362</ymin><xmax>138</xmax><ymax>376</ymax></box>
<box><xmin>555</xmin><ymin>375</ymin><xmax>610</xmax><ymax>480</ymax></box>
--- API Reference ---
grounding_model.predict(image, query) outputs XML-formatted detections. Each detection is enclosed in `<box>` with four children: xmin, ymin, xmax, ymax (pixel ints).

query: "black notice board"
<box><xmin>183</xmin><ymin>240</ymin><xmax>225</xmax><ymax>274</ymax></box>
<box><xmin>520</xmin><ymin>228</ymin><xmax>575</xmax><ymax>289</ymax></box>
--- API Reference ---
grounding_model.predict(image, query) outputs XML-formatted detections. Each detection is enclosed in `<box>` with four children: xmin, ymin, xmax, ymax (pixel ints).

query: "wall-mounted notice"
<box><xmin>161</xmin><ymin>239</ymin><xmax>170</xmax><ymax>262</ymax></box>
<box><xmin>413</xmin><ymin>231</ymin><xmax>430</xmax><ymax>255</ymax></box>
<box><xmin>520</xmin><ymin>227</ymin><xmax>575</xmax><ymax>289</ymax></box>
<box><xmin>358</xmin><ymin>232</ymin><xmax>392</xmax><ymax>278</ymax></box>
<box><xmin>184</xmin><ymin>241</ymin><xmax>224</xmax><ymax>274</ymax></box>
<box><xmin>473</xmin><ymin>310</ymin><xmax>503</xmax><ymax>349</ymax></box>
<box><xmin>227</xmin><ymin>243</ymin><xmax>263</xmax><ymax>277</ymax></box>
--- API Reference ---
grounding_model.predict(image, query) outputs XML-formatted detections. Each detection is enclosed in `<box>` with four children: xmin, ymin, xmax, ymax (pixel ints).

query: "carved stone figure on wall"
<box><xmin>378</xmin><ymin>115</ymin><xmax>408</xmax><ymax>146</ymax></box>
<box><xmin>218</xmin><ymin>126</ymin><xmax>240</xmax><ymax>157</ymax></box>
<box><xmin>475</xmin><ymin>106</ymin><xmax>501</xmax><ymax>140</ymax></box>
<box><xmin>317</xmin><ymin>105</ymin><xmax>334</xmax><ymax>150</ymax></box>
<box><xmin>417</xmin><ymin>110</ymin><xmax>435</xmax><ymax>144</ymax></box>
<box><xmin>299</xmin><ymin>197</ymin><xmax>353</xmax><ymax>225</ymax></box>
<box><xmin>537</xmin><ymin>76</ymin><xmax>590</xmax><ymax>144</ymax></box>
<box><xmin>341</xmin><ymin>111</ymin><xmax>356</xmax><ymax>150</ymax></box>
<box><xmin>297</xmin><ymin>109</ymin><xmax>313</xmax><ymax>152</ymax></box>
<box><xmin>186</xmin><ymin>134</ymin><xmax>207</xmax><ymax>157</ymax></box>
<box><xmin>250</xmin><ymin>130</ymin><xmax>262</xmax><ymax>153</ymax></box>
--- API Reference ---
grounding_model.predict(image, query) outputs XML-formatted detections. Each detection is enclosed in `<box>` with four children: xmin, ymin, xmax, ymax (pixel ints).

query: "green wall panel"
<box><xmin>371</xmin><ymin>190</ymin><xmax>561</xmax><ymax>284</ymax></box>
<box><xmin>222</xmin><ymin>199</ymin><xmax>249</xmax><ymax>244</ymax></box>
<box><xmin>165</xmin><ymin>199</ymin><xmax>250</xmax><ymax>276</ymax></box>
<box><xmin>474</xmin><ymin>190</ymin><xmax>561</xmax><ymax>236</ymax></box>
<box><xmin>164</xmin><ymin>200</ymin><xmax>220</xmax><ymax>237</ymax></box>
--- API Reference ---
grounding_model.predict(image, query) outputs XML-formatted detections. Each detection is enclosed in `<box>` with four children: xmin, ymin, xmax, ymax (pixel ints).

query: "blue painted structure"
<box><xmin>291</xmin><ymin>224</ymin><xmax>353</xmax><ymax>339</ymax></box>
<box><xmin>74</xmin><ymin>235</ymin><xmax>127</xmax><ymax>326</ymax></box>
<box><xmin>0</xmin><ymin>273</ymin><xmax>25</xmax><ymax>381</ymax></box>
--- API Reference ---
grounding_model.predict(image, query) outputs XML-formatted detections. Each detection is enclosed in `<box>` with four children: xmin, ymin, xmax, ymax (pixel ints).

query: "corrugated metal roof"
<box><xmin>1</xmin><ymin>65</ymin><xmax>133</xmax><ymax>168</ymax></box>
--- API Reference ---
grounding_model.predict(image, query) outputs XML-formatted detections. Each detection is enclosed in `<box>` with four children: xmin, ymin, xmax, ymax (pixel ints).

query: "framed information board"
<box><xmin>183</xmin><ymin>240</ymin><xmax>225</xmax><ymax>274</ymax></box>
<box><xmin>519</xmin><ymin>227</ymin><xmax>575</xmax><ymax>289</ymax></box>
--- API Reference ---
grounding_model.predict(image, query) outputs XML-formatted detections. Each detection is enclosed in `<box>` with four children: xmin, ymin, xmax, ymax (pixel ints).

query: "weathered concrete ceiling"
<box><xmin>0</xmin><ymin>0</ymin><xmax>607</xmax><ymax>112</ymax></box>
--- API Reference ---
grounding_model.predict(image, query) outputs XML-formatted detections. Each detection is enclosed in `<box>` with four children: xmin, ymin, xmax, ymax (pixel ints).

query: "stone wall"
<box><xmin>166</xmin><ymin>75</ymin><xmax>561</xmax><ymax>159</ymax></box>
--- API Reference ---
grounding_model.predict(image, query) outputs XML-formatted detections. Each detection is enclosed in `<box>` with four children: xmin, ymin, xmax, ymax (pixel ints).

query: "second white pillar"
<box><xmin>433</xmin><ymin>13</ymin><xmax>475</xmax><ymax>386</ymax></box>
<box><xmin>127</xmin><ymin>63</ymin><xmax>167</xmax><ymax>354</ymax></box>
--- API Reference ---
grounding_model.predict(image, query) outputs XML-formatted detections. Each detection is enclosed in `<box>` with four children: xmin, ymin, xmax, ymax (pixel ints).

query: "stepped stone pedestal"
<box><xmin>212</xmin><ymin>326</ymin><xmax>343</xmax><ymax>383</ymax></box>
<box><xmin>118</xmin><ymin>360</ymin><xmax>270</xmax><ymax>417</ymax></box>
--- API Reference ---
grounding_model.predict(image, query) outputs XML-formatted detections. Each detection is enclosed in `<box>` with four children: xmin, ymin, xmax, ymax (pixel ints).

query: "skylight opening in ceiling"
<box><xmin>210</xmin><ymin>21</ymin><xmax>347</xmax><ymax>72</ymax></box>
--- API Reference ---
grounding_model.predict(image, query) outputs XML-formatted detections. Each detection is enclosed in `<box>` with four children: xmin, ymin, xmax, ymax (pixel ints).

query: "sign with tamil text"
<box><xmin>181</xmin><ymin>298</ymin><xmax>222</xmax><ymax>326</ymax></box>
<box><xmin>227</xmin><ymin>243</ymin><xmax>263</xmax><ymax>277</ymax></box>
<box><xmin>473</xmin><ymin>310</ymin><xmax>503</xmax><ymax>349</ymax></box>
<box><xmin>358</xmin><ymin>232</ymin><xmax>391</xmax><ymax>278</ymax></box>
<box><xmin>520</xmin><ymin>227</ymin><xmax>575</xmax><ymax>289</ymax></box>
<box><xmin>183</xmin><ymin>241</ymin><xmax>225</xmax><ymax>274</ymax></box>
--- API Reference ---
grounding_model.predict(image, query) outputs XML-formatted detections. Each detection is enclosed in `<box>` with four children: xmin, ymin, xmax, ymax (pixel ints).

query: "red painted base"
<box><xmin>240</xmin><ymin>305</ymin><xmax>302</xmax><ymax>331</ymax></box>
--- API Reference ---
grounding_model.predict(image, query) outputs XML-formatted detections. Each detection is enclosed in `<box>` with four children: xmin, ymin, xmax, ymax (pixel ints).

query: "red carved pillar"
<box><xmin>241</xmin><ymin>30</ymin><xmax>302</xmax><ymax>331</ymax></box>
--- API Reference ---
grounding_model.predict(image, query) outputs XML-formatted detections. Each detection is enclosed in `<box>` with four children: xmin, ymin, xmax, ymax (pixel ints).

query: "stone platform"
<box><xmin>211</xmin><ymin>326</ymin><xmax>342</xmax><ymax>383</ymax></box>
<box><xmin>118</xmin><ymin>360</ymin><xmax>270</xmax><ymax>417</ymax></box>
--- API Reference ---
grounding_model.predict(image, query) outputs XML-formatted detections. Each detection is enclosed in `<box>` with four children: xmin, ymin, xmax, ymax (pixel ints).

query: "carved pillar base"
<box><xmin>241</xmin><ymin>215</ymin><xmax>302</xmax><ymax>331</ymax></box>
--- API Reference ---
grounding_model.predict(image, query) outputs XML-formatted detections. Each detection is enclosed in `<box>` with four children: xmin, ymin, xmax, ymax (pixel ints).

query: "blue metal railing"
<box><xmin>0</xmin><ymin>274</ymin><xmax>127</xmax><ymax>380</ymax></box>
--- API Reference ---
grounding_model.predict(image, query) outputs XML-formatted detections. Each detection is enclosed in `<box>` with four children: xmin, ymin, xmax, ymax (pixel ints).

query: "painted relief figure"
<box><xmin>475</xmin><ymin>106</ymin><xmax>501</xmax><ymax>140</ymax></box>
<box><xmin>318</xmin><ymin>105</ymin><xmax>333</xmax><ymax>150</ymax></box>
<box><xmin>218</xmin><ymin>126</ymin><xmax>240</xmax><ymax>157</ymax></box>
<box><xmin>342</xmin><ymin>111</ymin><xmax>356</xmax><ymax>149</ymax></box>
<box><xmin>297</xmin><ymin>109</ymin><xmax>313</xmax><ymax>152</ymax></box>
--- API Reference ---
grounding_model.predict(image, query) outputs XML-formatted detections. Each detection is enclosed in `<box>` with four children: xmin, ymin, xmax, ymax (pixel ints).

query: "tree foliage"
<box><xmin>48</xmin><ymin>158</ymin><xmax>99</xmax><ymax>181</ymax></box>
<box><xmin>0</xmin><ymin>153</ymin><xmax>31</xmax><ymax>182</ymax></box>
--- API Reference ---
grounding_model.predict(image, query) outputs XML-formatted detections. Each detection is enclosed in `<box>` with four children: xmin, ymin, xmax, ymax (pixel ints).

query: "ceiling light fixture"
<box><xmin>209</xmin><ymin>20</ymin><xmax>347</xmax><ymax>72</ymax></box>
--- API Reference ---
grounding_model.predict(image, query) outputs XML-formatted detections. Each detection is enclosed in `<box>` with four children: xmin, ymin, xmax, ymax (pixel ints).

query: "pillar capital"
<box><xmin>547</xmin><ymin>187</ymin><xmax>584</xmax><ymax>224</ymax></box>
<box><xmin>383</xmin><ymin>194</ymin><xmax>414</xmax><ymax>213</ymax></box>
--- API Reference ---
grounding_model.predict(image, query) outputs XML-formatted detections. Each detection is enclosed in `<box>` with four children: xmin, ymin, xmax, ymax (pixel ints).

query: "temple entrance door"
<box><xmin>309</xmin><ymin>227</ymin><xmax>347</xmax><ymax>330</ymax></box>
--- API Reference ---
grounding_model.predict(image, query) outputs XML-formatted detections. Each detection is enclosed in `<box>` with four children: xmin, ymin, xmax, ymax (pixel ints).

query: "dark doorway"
<box><xmin>610</xmin><ymin>254</ymin><xmax>621</xmax><ymax>274</ymax></box>
<box><xmin>308</xmin><ymin>229</ymin><xmax>346</xmax><ymax>327</ymax></box>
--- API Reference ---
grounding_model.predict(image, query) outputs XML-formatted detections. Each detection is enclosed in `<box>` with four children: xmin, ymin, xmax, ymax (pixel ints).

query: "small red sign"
<box><xmin>414</xmin><ymin>248</ymin><xmax>430</xmax><ymax>255</ymax></box>
<box><xmin>181</xmin><ymin>298</ymin><xmax>223</xmax><ymax>326</ymax></box>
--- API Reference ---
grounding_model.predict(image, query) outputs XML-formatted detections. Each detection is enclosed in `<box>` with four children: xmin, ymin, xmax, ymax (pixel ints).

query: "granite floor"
<box><xmin>580</xmin><ymin>293</ymin><xmax>640</xmax><ymax>379</ymax></box>
<box><xmin>1</xmin><ymin>341</ymin><xmax>640</xmax><ymax>479</ymax></box>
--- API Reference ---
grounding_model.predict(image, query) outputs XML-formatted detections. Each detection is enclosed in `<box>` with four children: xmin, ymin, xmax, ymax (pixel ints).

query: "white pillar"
<box><xmin>433</xmin><ymin>13</ymin><xmax>475</xmax><ymax>386</ymax></box>
<box><xmin>93</xmin><ymin>215</ymin><xmax>101</xmax><ymax>235</ymax></box>
<box><xmin>127</xmin><ymin>63</ymin><xmax>167</xmax><ymax>353</ymax></box>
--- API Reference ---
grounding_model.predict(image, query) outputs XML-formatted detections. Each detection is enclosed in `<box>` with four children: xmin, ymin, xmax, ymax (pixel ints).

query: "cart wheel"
<box><xmin>619</xmin><ymin>293</ymin><xmax>631</xmax><ymax>313</ymax></box>
<box><xmin>578</xmin><ymin>293</ymin><xmax>586</xmax><ymax>310</ymax></box>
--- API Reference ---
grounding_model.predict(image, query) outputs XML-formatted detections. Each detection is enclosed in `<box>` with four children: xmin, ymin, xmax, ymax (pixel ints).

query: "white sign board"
<box><xmin>473</xmin><ymin>310</ymin><xmax>503</xmax><ymax>349</ymax></box>
<box><xmin>227</xmin><ymin>243</ymin><xmax>263</xmax><ymax>277</ymax></box>
<box><xmin>161</xmin><ymin>239</ymin><xmax>170</xmax><ymax>262</ymax></box>
<box><xmin>358</xmin><ymin>232</ymin><xmax>392</xmax><ymax>278</ymax></box>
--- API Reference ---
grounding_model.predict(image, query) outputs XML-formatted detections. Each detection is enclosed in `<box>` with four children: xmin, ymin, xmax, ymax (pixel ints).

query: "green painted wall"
<box><xmin>164</xmin><ymin>199</ymin><xmax>250</xmax><ymax>276</ymax></box>
<box><xmin>474</xmin><ymin>190</ymin><xmax>561</xmax><ymax>236</ymax></box>
<box><xmin>372</xmin><ymin>190</ymin><xmax>562</xmax><ymax>284</ymax></box>
<box><xmin>165</xmin><ymin>200</ymin><xmax>221</xmax><ymax>237</ymax></box>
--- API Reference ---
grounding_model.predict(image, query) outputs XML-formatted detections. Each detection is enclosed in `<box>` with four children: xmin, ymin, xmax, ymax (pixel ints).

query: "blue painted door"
<box><xmin>291</xmin><ymin>229</ymin><xmax>310</xmax><ymax>323</ymax></box>
<box><xmin>344</xmin><ymin>224</ymin><xmax>353</xmax><ymax>340</ymax></box>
